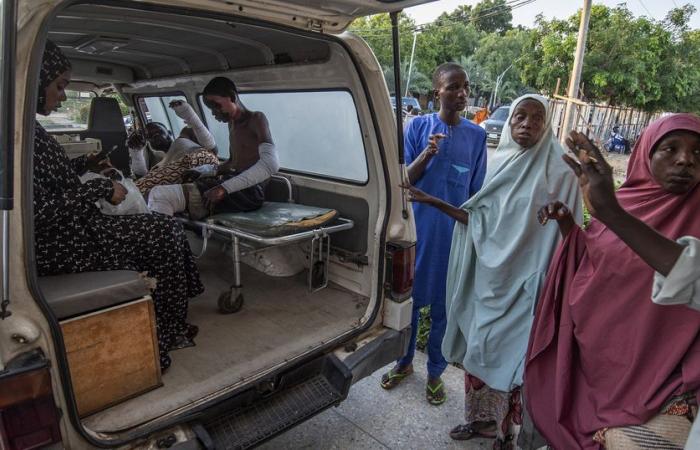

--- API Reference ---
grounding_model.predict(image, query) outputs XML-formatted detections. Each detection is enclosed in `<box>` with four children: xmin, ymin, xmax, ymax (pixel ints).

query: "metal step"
<box><xmin>202</xmin><ymin>355</ymin><xmax>351</xmax><ymax>449</ymax></box>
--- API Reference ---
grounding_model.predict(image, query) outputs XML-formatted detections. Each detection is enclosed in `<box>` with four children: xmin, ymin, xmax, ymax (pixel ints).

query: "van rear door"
<box><xmin>190</xmin><ymin>0</ymin><xmax>436</xmax><ymax>32</ymax></box>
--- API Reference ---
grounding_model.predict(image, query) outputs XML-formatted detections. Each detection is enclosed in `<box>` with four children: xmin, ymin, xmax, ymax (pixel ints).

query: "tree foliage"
<box><xmin>350</xmin><ymin>1</ymin><xmax>700</xmax><ymax>114</ymax></box>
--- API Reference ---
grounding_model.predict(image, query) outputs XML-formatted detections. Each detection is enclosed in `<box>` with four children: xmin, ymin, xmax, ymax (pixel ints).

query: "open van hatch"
<box><xmin>195</xmin><ymin>0</ymin><xmax>436</xmax><ymax>32</ymax></box>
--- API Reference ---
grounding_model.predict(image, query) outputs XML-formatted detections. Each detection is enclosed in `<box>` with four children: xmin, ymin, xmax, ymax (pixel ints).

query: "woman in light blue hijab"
<box><xmin>404</xmin><ymin>94</ymin><xmax>581</xmax><ymax>446</ymax></box>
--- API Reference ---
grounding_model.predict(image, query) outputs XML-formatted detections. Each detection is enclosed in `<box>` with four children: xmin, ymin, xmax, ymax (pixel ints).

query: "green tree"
<box><xmin>383</xmin><ymin>61</ymin><xmax>432</xmax><ymax>96</ymax></box>
<box><xmin>471</xmin><ymin>0</ymin><xmax>513</xmax><ymax>34</ymax></box>
<box><xmin>474</xmin><ymin>28</ymin><xmax>531</xmax><ymax>103</ymax></box>
<box><xmin>518</xmin><ymin>4</ymin><xmax>700</xmax><ymax>113</ymax></box>
<box><xmin>349</xmin><ymin>13</ymin><xmax>415</xmax><ymax>70</ymax></box>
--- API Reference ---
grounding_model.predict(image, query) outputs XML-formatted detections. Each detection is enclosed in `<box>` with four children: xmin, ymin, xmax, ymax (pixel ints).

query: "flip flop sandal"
<box><xmin>380</xmin><ymin>365</ymin><xmax>413</xmax><ymax>390</ymax></box>
<box><xmin>449</xmin><ymin>424</ymin><xmax>480</xmax><ymax>441</ymax></box>
<box><xmin>426</xmin><ymin>379</ymin><xmax>447</xmax><ymax>405</ymax></box>
<box><xmin>450</xmin><ymin>423</ymin><xmax>497</xmax><ymax>440</ymax></box>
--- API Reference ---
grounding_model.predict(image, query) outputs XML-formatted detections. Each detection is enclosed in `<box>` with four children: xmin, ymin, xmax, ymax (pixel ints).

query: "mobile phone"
<box><xmin>96</xmin><ymin>145</ymin><xmax>119</xmax><ymax>160</ymax></box>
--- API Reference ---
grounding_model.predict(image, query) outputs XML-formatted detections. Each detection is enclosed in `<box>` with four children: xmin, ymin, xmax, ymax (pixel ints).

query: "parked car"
<box><xmin>390</xmin><ymin>96</ymin><xmax>421</xmax><ymax>112</ymax></box>
<box><xmin>480</xmin><ymin>105</ymin><xmax>511</xmax><ymax>145</ymax></box>
<box><xmin>0</xmin><ymin>1</ymin><xmax>427</xmax><ymax>449</ymax></box>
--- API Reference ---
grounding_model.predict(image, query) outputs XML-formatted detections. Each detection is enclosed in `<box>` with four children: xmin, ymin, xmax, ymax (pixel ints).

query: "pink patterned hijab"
<box><xmin>525</xmin><ymin>114</ymin><xmax>700</xmax><ymax>449</ymax></box>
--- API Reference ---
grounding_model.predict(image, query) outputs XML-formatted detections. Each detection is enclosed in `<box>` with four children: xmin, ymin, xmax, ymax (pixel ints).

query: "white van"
<box><xmin>0</xmin><ymin>1</ymin><xmax>429</xmax><ymax>448</ymax></box>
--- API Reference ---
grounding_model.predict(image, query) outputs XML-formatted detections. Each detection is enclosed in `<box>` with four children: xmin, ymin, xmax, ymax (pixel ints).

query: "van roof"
<box><xmin>39</xmin><ymin>1</ymin><xmax>434</xmax><ymax>82</ymax></box>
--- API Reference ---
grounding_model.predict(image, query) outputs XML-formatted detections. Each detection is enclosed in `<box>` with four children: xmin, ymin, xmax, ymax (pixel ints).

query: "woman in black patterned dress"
<box><xmin>34</xmin><ymin>41</ymin><xmax>203</xmax><ymax>371</ymax></box>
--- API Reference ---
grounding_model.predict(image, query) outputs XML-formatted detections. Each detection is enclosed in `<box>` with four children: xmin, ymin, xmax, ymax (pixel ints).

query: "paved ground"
<box><xmin>259</xmin><ymin>351</ymin><xmax>490</xmax><ymax>450</ymax></box>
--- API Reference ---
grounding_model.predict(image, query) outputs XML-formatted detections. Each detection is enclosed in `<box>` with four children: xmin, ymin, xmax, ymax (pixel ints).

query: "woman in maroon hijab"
<box><xmin>525</xmin><ymin>114</ymin><xmax>700</xmax><ymax>449</ymax></box>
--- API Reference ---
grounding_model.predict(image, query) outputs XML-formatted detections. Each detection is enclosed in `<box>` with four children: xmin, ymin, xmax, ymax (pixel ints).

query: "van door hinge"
<box><xmin>306</xmin><ymin>19</ymin><xmax>324</xmax><ymax>32</ymax></box>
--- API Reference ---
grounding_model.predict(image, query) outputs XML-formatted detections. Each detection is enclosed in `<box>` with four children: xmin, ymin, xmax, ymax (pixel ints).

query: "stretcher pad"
<box><xmin>209</xmin><ymin>202</ymin><xmax>338</xmax><ymax>237</ymax></box>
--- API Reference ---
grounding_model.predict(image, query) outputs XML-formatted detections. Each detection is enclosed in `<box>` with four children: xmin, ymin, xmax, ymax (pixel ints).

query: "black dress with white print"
<box><xmin>33</xmin><ymin>123</ymin><xmax>204</xmax><ymax>370</ymax></box>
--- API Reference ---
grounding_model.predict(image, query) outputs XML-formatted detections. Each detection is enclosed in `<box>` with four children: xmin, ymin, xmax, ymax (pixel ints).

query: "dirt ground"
<box><xmin>605</xmin><ymin>152</ymin><xmax>631</xmax><ymax>184</ymax></box>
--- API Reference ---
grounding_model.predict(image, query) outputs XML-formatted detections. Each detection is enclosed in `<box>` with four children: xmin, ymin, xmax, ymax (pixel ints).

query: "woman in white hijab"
<box><xmin>404</xmin><ymin>94</ymin><xmax>581</xmax><ymax>447</ymax></box>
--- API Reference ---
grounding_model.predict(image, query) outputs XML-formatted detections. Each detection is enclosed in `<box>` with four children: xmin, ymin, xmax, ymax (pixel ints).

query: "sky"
<box><xmin>405</xmin><ymin>0</ymin><xmax>700</xmax><ymax>29</ymax></box>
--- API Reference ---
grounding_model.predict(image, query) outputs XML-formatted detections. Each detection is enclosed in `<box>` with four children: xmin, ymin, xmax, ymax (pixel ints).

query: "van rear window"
<box><xmin>136</xmin><ymin>94</ymin><xmax>187</xmax><ymax>136</ymax></box>
<box><xmin>199</xmin><ymin>90</ymin><xmax>368</xmax><ymax>183</ymax></box>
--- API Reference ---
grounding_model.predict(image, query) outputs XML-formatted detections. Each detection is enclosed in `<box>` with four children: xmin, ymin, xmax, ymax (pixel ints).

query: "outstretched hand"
<box><xmin>563</xmin><ymin>131</ymin><xmax>621</xmax><ymax>222</ymax></box>
<box><xmin>400</xmin><ymin>182</ymin><xmax>434</xmax><ymax>204</ymax></box>
<box><xmin>537</xmin><ymin>201</ymin><xmax>571</xmax><ymax>225</ymax></box>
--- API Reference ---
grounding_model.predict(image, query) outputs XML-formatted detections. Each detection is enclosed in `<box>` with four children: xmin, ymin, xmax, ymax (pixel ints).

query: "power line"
<box><xmin>351</xmin><ymin>0</ymin><xmax>538</xmax><ymax>35</ymax></box>
<box><xmin>636</xmin><ymin>0</ymin><xmax>653</xmax><ymax>17</ymax></box>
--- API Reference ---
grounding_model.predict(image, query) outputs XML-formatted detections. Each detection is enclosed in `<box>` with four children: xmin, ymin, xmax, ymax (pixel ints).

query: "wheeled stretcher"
<box><xmin>176</xmin><ymin>177</ymin><xmax>354</xmax><ymax>313</ymax></box>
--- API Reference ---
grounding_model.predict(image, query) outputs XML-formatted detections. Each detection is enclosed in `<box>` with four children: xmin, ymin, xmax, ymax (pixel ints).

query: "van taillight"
<box><xmin>385</xmin><ymin>241</ymin><xmax>415</xmax><ymax>302</ymax></box>
<box><xmin>0</xmin><ymin>353</ymin><xmax>61</xmax><ymax>450</ymax></box>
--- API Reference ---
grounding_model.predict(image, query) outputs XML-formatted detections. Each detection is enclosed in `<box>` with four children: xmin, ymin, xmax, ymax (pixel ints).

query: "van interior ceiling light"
<box><xmin>75</xmin><ymin>37</ymin><xmax>129</xmax><ymax>55</ymax></box>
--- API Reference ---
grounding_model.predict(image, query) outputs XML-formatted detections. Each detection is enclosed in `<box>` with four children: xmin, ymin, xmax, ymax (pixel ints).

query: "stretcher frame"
<box><xmin>176</xmin><ymin>175</ymin><xmax>354</xmax><ymax>313</ymax></box>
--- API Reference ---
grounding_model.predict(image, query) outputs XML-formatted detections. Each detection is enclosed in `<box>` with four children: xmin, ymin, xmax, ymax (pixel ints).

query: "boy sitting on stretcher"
<box><xmin>148</xmin><ymin>77</ymin><xmax>278</xmax><ymax>219</ymax></box>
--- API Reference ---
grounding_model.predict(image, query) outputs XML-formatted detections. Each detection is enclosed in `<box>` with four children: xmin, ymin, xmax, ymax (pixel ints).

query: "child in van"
<box><xmin>129</xmin><ymin>100</ymin><xmax>219</xmax><ymax>196</ymax></box>
<box><xmin>148</xmin><ymin>77</ymin><xmax>278</xmax><ymax>218</ymax></box>
<box><xmin>380</xmin><ymin>63</ymin><xmax>487</xmax><ymax>406</ymax></box>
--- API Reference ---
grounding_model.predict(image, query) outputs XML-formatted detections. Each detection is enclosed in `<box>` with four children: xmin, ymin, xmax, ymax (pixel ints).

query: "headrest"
<box><xmin>87</xmin><ymin>97</ymin><xmax>125</xmax><ymax>133</ymax></box>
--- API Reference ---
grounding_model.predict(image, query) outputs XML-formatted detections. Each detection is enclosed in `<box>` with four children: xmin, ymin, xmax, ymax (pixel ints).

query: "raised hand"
<box><xmin>127</xmin><ymin>131</ymin><xmax>146</xmax><ymax>149</ymax></box>
<box><xmin>563</xmin><ymin>131</ymin><xmax>621</xmax><ymax>222</ymax></box>
<box><xmin>425</xmin><ymin>133</ymin><xmax>446</xmax><ymax>158</ymax></box>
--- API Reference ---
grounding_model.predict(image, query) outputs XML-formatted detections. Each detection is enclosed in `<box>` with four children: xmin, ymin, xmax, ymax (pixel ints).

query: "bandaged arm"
<box><xmin>129</xmin><ymin>146</ymin><xmax>148</xmax><ymax>177</ymax></box>
<box><xmin>220</xmin><ymin>142</ymin><xmax>279</xmax><ymax>193</ymax></box>
<box><xmin>651</xmin><ymin>236</ymin><xmax>700</xmax><ymax>311</ymax></box>
<box><xmin>172</xmin><ymin>102</ymin><xmax>216</xmax><ymax>150</ymax></box>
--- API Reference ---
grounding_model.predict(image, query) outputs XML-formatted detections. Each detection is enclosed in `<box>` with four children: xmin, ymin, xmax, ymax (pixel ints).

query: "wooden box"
<box><xmin>60</xmin><ymin>297</ymin><xmax>162</xmax><ymax>417</ymax></box>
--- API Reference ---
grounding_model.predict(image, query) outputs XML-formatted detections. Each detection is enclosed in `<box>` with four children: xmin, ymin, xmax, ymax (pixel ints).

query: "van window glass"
<box><xmin>36</xmin><ymin>89</ymin><xmax>95</xmax><ymax>132</ymax></box>
<box><xmin>136</xmin><ymin>95</ymin><xmax>187</xmax><ymax>136</ymax></box>
<box><xmin>199</xmin><ymin>91</ymin><xmax>368</xmax><ymax>183</ymax></box>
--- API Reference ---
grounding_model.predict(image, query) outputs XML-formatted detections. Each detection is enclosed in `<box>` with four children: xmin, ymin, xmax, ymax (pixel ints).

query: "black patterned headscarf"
<box><xmin>37</xmin><ymin>40</ymin><xmax>71</xmax><ymax>114</ymax></box>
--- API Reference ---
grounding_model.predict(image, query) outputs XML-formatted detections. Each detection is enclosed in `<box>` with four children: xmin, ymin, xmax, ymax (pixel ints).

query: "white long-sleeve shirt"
<box><xmin>651</xmin><ymin>236</ymin><xmax>700</xmax><ymax>310</ymax></box>
<box><xmin>649</xmin><ymin>236</ymin><xmax>700</xmax><ymax>450</ymax></box>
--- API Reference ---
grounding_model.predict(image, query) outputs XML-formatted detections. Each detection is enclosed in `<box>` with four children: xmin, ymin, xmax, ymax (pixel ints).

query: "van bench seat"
<box><xmin>39</xmin><ymin>271</ymin><xmax>151</xmax><ymax>320</ymax></box>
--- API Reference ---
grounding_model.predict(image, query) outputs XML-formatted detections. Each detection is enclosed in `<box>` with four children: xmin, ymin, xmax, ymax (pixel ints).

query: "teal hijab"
<box><xmin>441</xmin><ymin>94</ymin><xmax>582</xmax><ymax>391</ymax></box>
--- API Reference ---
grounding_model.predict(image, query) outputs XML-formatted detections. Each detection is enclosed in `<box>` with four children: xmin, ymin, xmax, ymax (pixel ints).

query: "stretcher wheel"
<box><xmin>218</xmin><ymin>290</ymin><xmax>244</xmax><ymax>314</ymax></box>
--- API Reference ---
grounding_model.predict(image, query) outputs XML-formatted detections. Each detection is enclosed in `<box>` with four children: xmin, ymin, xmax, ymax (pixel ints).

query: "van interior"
<box><xmin>35</xmin><ymin>2</ymin><xmax>388</xmax><ymax>437</ymax></box>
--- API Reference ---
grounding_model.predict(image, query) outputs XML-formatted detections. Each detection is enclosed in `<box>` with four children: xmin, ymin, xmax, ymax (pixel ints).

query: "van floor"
<box><xmin>82</xmin><ymin>241</ymin><xmax>369</xmax><ymax>433</ymax></box>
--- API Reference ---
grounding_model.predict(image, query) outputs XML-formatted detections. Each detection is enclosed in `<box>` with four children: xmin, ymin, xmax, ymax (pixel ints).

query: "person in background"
<box><xmin>525</xmin><ymin>114</ymin><xmax>700</xmax><ymax>449</ymax></box>
<box><xmin>428</xmin><ymin>99</ymin><xmax>434</xmax><ymax>112</ymax></box>
<box><xmin>147</xmin><ymin>76</ymin><xmax>278</xmax><ymax>218</ymax></box>
<box><xmin>33</xmin><ymin>41</ymin><xmax>203</xmax><ymax>372</ymax></box>
<box><xmin>473</xmin><ymin>102</ymin><xmax>489</xmax><ymax>125</ymax></box>
<box><xmin>404</xmin><ymin>95</ymin><xmax>581</xmax><ymax>446</ymax></box>
<box><xmin>379</xmin><ymin>62</ymin><xmax>487</xmax><ymax>407</ymax></box>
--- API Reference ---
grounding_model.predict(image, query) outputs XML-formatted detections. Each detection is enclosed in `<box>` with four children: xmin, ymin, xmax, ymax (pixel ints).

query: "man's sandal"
<box><xmin>380</xmin><ymin>365</ymin><xmax>413</xmax><ymax>390</ymax></box>
<box><xmin>449</xmin><ymin>423</ymin><xmax>497</xmax><ymax>441</ymax></box>
<box><xmin>426</xmin><ymin>378</ymin><xmax>447</xmax><ymax>405</ymax></box>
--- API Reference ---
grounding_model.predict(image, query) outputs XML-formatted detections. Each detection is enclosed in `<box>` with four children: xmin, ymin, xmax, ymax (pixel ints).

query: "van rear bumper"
<box><xmin>187</xmin><ymin>327</ymin><xmax>411</xmax><ymax>449</ymax></box>
<box><xmin>341</xmin><ymin>327</ymin><xmax>411</xmax><ymax>384</ymax></box>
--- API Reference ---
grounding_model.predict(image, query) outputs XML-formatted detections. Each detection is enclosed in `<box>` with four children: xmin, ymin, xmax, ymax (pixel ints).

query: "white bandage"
<box><xmin>129</xmin><ymin>146</ymin><xmax>148</xmax><ymax>177</ymax></box>
<box><xmin>220</xmin><ymin>142</ymin><xmax>279</xmax><ymax>194</ymax></box>
<box><xmin>171</xmin><ymin>102</ymin><xmax>216</xmax><ymax>150</ymax></box>
<box><xmin>148</xmin><ymin>184</ymin><xmax>186</xmax><ymax>216</ymax></box>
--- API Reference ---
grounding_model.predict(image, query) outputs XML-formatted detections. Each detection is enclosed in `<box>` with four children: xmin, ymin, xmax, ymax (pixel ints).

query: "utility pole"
<box><xmin>404</xmin><ymin>31</ymin><xmax>418</xmax><ymax>96</ymax></box>
<box><xmin>490</xmin><ymin>63</ymin><xmax>512</xmax><ymax>111</ymax></box>
<box><xmin>560</xmin><ymin>0</ymin><xmax>592</xmax><ymax>142</ymax></box>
